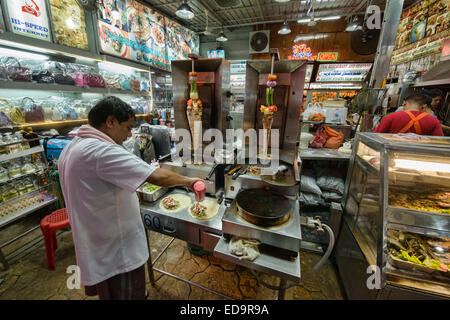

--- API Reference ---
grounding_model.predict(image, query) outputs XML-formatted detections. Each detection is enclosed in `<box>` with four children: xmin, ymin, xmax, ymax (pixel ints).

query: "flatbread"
<box><xmin>189</xmin><ymin>200</ymin><xmax>220</xmax><ymax>220</ymax></box>
<box><xmin>159</xmin><ymin>194</ymin><xmax>192</xmax><ymax>213</ymax></box>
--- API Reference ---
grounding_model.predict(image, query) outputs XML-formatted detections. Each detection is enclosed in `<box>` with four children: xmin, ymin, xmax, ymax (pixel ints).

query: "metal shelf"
<box><xmin>0</xmin><ymin>81</ymin><xmax>151</xmax><ymax>96</ymax></box>
<box><xmin>0</xmin><ymin>146</ymin><xmax>44</xmax><ymax>163</ymax></box>
<box><xmin>387</xmin><ymin>207</ymin><xmax>450</xmax><ymax>238</ymax></box>
<box><xmin>0</xmin><ymin>197</ymin><xmax>57</xmax><ymax>229</ymax></box>
<box><xmin>0</xmin><ymin>171</ymin><xmax>38</xmax><ymax>185</ymax></box>
<box><xmin>354</xmin><ymin>155</ymin><xmax>379</xmax><ymax>176</ymax></box>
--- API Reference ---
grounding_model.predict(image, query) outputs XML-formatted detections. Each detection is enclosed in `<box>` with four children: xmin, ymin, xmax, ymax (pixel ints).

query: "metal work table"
<box><xmin>299</xmin><ymin>148</ymin><xmax>352</xmax><ymax>161</ymax></box>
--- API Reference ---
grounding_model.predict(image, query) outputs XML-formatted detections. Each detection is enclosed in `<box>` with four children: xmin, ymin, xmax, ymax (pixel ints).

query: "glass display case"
<box><xmin>150</xmin><ymin>70</ymin><xmax>173</xmax><ymax>126</ymax></box>
<box><xmin>343</xmin><ymin>132</ymin><xmax>450</xmax><ymax>298</ymax></box>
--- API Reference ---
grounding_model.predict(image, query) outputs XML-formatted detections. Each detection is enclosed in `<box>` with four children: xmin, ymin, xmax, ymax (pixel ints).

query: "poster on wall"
<box><xmin>97</xmin><ymin>0</ymin><xmax>169</xmax><ymax>70</ymax></box>
<box><xmin>49</xmin><ymin>0</ymin><xmax>88</xmax><ymax>50</ymax></box>
<box><xmin>5</xmin><ymin>0</ymin><xmax>51</xmax><ymax>42</ymax></box>
<box><xmin>165</xmin><ymin>17</ymin><xmax>199</xmax><ymax>61</ymax></box>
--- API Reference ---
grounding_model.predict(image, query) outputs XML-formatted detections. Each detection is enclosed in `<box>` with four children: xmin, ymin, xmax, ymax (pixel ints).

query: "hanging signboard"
<box><xmin>165</xmin><ymin>17</ymin><xmax>200</xmax><ymax>61</ymax></box>
<box><xmin>317</xmin><ymin>52</ymin><xmax>338</xmax><ymax>62</ymax></box>
<box><xmin>288</xmin><ymin>43</ymin><xmax>316</xmax><ymax>60</ymax></box>
<box><xmin>5</xmin><ymin>0</ymin><xmax>51</xmax><ymax>42</ymax></box>
<box><xmin>315</xmin><ymin>63</ymin><xmax>372</xmax><ymax>82</ymax></box>
<box><xmin>97</xmin><ymin>0</ymin><xmax>169</xmax><ymax>71</ymax></box>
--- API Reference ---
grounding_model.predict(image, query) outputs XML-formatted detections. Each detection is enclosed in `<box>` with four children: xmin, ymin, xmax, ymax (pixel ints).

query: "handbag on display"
<box><xmin>68</xmin><ymin>107</ymin><xmax>78</xmax><ymax>120</ymax></box>
<box><xmin>104</xmin><ymin>74</ymin><xmax>121</xmax><ymax>89</ymax></box>
<box><xmin>0</xmin><ymin>98</ymin><xmax>12</xmax><ymax>127</ymax></box>
<box><xmin>0</xmin><ymin>98</ymin><xmax>24</xmax><ymax>125</ymax></box>
<box><xmin>51</xmin><ymin>107</ymin><xmax>63</xmax><ymax>121</ymax></box>
<box><xmin>54</xmin><ymin>62</ymin><xmax>75</xmax><ymax>85</ymax></box>
<box><xmin>86</xmin><ymin>67</ymin><xmax>106</xmax><ymax>88</ymax></box>
<box><xmin>58</xmin><ymin>105</ymin><xmax>70</xmax><ymax>120</ymax></box>
<box><xmin>42</xmin><ymin>107</ymin><xmax>54</xmax><ymax>122</ymax></box>
<box><xmin>119</xmin><ymin>74</ymin><xmax>131</xmax><ymax>90</ymax></box>
<box><xmin>32</xmin><ymin>62</ymin><xmax>55</xmax><ymax>84</ymax></box>
<box><xmin>130</xmin><ymin>77</ymin><xmax>141</xmax><ymax>91</ymax></box>
<box><xmin>68</xmin><ymin>64</ymin><xmax>89</xmax><ymax>87</ymax></box>
<box><xmin>1</xmin><ymin>57</ymin><xmax>32</xmax><ymax>82</ymax></box>
<box><xmin>22</xmin><ymin>97</ymin><xmax>45</xmax><ymax>123</ymax></box>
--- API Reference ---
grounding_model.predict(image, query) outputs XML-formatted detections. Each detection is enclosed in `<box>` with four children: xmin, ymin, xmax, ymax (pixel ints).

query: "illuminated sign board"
<box><xmin>288</xmin><ymin>43</ymin><xmax>316</xmax><ymax>60</ymax></box>
<box><xmin>317</xmin><ymin>52</ymin><xmax>338</xmax><ymax>62</ymax></box>
<box><xmin>316</xmin><ymin>63</ymin><xmax>372</xmax><ymax>82</ymax></box>
<box><xmin>6</xmin><ymin>0</ymin><xmax>51</xmax><ymax>41</ymax></box>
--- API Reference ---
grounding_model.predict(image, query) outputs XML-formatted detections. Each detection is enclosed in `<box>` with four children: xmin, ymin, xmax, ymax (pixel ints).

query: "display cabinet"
<box><xmin>342</xmin><ymin>132</ymin><xmax>450</xmax><ymax>298</ymax></box>
<box><xmin>150</xmin><ymin>70</ymin><xmax>173</xmax><ymax>126</ymax></box>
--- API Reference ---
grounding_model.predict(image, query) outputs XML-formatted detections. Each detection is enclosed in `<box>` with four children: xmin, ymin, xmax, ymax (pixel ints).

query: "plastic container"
<box><xmin>193</xmin><ymin>180</ymin><xmax>206</xmax><ymax>202</ymax></box>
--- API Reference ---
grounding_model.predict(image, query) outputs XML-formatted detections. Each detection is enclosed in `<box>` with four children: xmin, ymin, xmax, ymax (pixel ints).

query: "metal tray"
<box><xmin>388</xmin><ymin>254</ymin><xmax>450</xmax><ymax>283</ymax></box>
<box><xmin>138</xmin><ymin>185</ymin><xmax>168</xmax><ymax>203</ymax></box>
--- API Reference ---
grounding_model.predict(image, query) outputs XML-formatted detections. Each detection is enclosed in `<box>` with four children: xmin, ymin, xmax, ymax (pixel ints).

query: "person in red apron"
<box><xmin>374</xmin><ymin>93</ymin><xmax>444</xmax><ymax>136</ymax></box>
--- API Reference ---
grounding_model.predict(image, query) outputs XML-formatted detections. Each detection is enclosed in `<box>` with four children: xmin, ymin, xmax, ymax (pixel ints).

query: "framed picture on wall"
<box><xmin>411</xmin><ymin>20</ymin><xmax>427</xmax><ymax>43</ymax></box>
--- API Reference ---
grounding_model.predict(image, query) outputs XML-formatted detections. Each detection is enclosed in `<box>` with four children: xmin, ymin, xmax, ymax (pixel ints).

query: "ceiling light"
<box><xmin>176</xmin><ymin>1</ymin><xmax>194</xmax><ymax>20</ymax></box>
<box><xmin>278</xmin><ymin>20</ymin><xmax>291</xmax><ymax>35</ymax></box>
<box><xmin>345</xmin><ymin>22</ymin><xmax>359</xmax><ymax>32</ymax></box>
<box><xmin>297</xmin><ymin>18</ymin><xmax>310</xmax><ymax>23</ymax></box>
<box><xmin>321</xmin><ymin>15</ymin><xmax>341</xmax><ymax>21</ymax></box>
<box><xmin>275</xmin><ymin>0</ymin><xmax>290</xmax><ymax>2</ymax></box>
<box><xmin>216</xmin><ymin>31</ymin><xmax>228</xmax><ymax>42</ymax></box>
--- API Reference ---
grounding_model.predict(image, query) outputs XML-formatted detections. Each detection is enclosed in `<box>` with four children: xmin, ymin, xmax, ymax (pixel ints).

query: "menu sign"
<box><xmin>315</xmin><ymin>63</ymin><xmax>372</xmax><ymax>82</ymax></box>
<box><xmin>97</xmin><ymin>0</ymin><xmax>169</xmax><ymax>70</ymax></box>
<box><xmin>395</xmin><ymin>0</ymin><xmax>449</xmax><ymax>49</ymax></box>
<box><xmin>165</xmin><ymin>17</ymin><xmax>199</xmax><ymax>61</ymax></box>
<box><xmin>309</xmin><ymin>82</ymin><xmax>363</xmax><ymax>90</ymax></box>
<box><xmin>6</xmin><ymin>0</ymin><xmax>51</xmax><ymax>41</ymax></box>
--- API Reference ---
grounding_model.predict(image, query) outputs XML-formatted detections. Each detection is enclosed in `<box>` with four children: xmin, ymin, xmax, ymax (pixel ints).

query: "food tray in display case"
<box><xmin>343</xmin><ymin>132</ymin><xmax>450</xmax><ymax>298</ymax></box>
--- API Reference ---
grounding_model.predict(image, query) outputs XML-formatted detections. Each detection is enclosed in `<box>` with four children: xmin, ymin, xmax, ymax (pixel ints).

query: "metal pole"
<box><xmin>144</xmin><ymin>229</ymin><xmax>155</xmax><ymax>286</ymax></box>
<box><xmin>277</xmin><ymin>278</ymin><xmax>287</xmax><ymax>300</ymax></box>
<box><xmin>368</xmin><ymin>0</ymin><xmax>404</xmax><ymax>92</ymax></box>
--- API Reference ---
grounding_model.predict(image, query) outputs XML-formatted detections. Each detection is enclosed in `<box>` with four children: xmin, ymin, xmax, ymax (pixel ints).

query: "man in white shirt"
<box><xmin>59</xmin><ymin>96</ymin><xmax>201</xmax><ymax>300</ymax></box>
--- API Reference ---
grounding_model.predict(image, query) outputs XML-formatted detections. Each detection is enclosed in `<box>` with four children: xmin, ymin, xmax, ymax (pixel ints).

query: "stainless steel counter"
<box><xmin>299</xmin><ymin>148</ymin><xmax>352</xmax><ymax>161</ymax></box>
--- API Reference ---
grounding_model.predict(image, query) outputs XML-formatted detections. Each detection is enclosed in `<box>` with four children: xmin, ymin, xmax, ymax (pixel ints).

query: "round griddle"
<box><xmin>235</xmin><ymin>189</ymin><xmax>292</xmax><ymax>227</ymax></box>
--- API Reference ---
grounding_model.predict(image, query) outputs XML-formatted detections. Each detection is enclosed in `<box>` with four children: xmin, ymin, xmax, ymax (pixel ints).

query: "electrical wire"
<box><xmin>250</xmin><ymin>224</ymin><xmax>335</xmax><ymax>291</ymax></box>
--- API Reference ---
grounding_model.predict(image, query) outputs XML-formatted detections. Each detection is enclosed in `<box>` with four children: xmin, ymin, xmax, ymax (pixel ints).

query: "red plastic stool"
<box><xmin>40</xmin><ymin>208</ymin><xmax>70</xmax><ymax>270</ymax></box>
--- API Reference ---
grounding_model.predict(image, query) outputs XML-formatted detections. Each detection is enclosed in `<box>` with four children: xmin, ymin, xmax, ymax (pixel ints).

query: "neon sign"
<box><xmin>317</xmin><ymin>52</ymin><xmax>338</xmax><ymax>61</ymax></box>
<box><xmin>289</xmin><ymin>43</ymin><xmax>316</xmax><ymax>60</ymax></box>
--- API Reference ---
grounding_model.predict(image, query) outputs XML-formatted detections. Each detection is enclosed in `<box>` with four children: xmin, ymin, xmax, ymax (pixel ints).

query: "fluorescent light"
<box><xmin>0</xmin><ymin>47</ymin><xmax>48</xmax><ymax>61</ymax></box>
<box><xmin>278</xmin><ymin>21</ymin><xmax>291</xmax><ymax>35</ymax></box>
<box><xmin>321</xmin><ymin>15</ymin><xmax>341</xmax><ymax>21</ymax></box>
<box><xmin>298</xmin><ymin>15</ymin><xmax>341</xmax><ymax>23</ymax></box>
<box><xmin>176</xmin><ymin>1</ymin><xmax>194</xmax><ymax>20</ymax></box>
<box><xmin>275</xmin><ymin>0</ymin><xmax>290</xmax><ymax>2</ymax></box>
<box><xmin>394</xmin><ymin>159</ymin><xmax>450</xmax><ymax>173</ymax></box>
<box><xmin>294</xmin><ymin>34</ymin><xmax>329</xmax><ymax>42</ymax></box>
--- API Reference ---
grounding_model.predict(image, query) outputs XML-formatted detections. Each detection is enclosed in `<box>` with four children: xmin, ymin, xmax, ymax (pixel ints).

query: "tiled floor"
<box><xmin>0</xmin><ymin>223</ymin><xmax>345</xmax><ymax>300</ymax></box>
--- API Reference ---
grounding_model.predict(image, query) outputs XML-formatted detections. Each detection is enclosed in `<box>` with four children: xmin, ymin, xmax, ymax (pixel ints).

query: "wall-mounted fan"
<box><xmin>351</xmin><ymin>25</ymin><xmax>380</xmax><ymax>55</ymax></box>
<box><xmin>76</xmin><ymin>0</ymin><xmax>98</xmax><ymax>11</ymax></box>
<box><xmin>249</xmin><ymin>30</ymin><xmax>270</xmax><ymax>54</ymax></box>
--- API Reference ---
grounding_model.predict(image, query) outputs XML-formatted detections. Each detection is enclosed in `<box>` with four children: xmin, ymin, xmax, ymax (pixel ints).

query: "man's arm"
<box><xmin>432</xmin><ymin>121</ymin><xmax>445</xmax><ymax>136</ymax></box>
<box><xmin>147</xmin><ymin>168</ymin><xmax>200</xmax><ymax>190</ymax></box>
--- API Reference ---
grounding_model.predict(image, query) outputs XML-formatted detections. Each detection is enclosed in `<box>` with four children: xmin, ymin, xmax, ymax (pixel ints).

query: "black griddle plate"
<box><xmin>235</xmin><ymin>189</ymin><xmax>293</xmax><ymax>227</ymax></box>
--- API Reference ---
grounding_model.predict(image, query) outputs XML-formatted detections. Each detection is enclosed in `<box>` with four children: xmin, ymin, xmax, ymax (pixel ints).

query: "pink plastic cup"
<box><xmin>193</xmin><ymin>181</ymin><xmax>206</xmax><ymax>202</ymax></box>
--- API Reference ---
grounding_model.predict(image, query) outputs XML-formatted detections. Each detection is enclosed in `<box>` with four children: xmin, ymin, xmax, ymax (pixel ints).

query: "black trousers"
<box><xmin>84</xmin><ymin>264</ymin><xmax>146</xmax><ymax>300</ymax></box>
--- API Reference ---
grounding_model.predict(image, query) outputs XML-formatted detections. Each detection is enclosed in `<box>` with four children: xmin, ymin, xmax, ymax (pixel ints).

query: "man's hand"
<box><xmin>184</xmin><ymin>177</ymin><xmax>204</xmax><ymax>191</ymax></box>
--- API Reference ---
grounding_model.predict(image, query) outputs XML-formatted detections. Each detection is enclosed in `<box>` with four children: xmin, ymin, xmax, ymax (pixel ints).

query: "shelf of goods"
<box><xmin>341</xmin><ymin>132</ymin><xmax>450</xmax><ymax>299</ymax></box>
<box><xmin>0</xmin><ymin>44</ymin><xmax>153</xmax><ymax>134</ymax></box>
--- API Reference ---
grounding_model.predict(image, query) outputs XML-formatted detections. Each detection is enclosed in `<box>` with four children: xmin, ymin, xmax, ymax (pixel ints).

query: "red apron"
<box><xmin>398</xmin><ymin>111</ymin><xmax>429</xmax><ymax>135</ymax></box>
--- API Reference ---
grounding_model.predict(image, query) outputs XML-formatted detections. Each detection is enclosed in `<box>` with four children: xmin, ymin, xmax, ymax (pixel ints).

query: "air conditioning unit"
<box><xmin>249</xmin><ymin>30</ymin><xmax>270</xmax><ymax>54</ymax></box>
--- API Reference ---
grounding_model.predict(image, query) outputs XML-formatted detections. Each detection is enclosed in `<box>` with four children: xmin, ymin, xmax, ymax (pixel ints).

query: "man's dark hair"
<box><xmin>405</xmin><ymin>93</ymin><xmax>427</xmax><ymax>106</ymax></box>
<box><xmin>428</xmin><ymin>89</ymin><xmax>443</xmax><ymax>98</ymax></box>
<box><xmin>423</xmin><ymin>94</ymin><xmax>432</xmax><ymax>108</ymax></box>
<box><xmin>88</xmin><ymin>96</ymin><xmax>135</xmax><ymax>128</ymax></box>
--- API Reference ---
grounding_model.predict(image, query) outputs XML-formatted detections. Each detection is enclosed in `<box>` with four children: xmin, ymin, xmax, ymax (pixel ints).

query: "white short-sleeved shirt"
<box><xmin>58</xmin><ymin>137</ymin><xmax>156</xmax><ymax>286</ymax></box>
